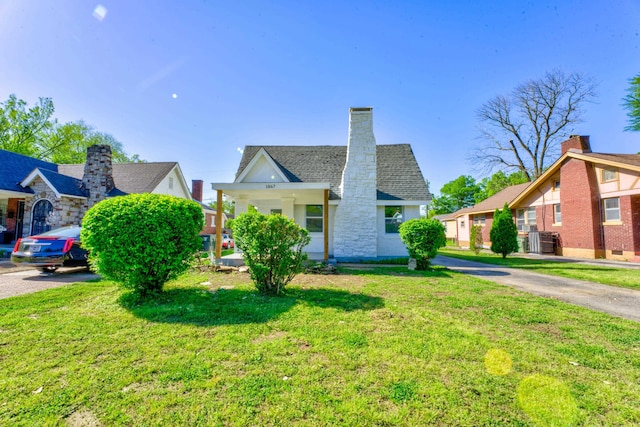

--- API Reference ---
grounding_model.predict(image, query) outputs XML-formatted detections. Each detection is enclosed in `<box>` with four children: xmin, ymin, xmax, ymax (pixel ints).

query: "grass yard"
<box><xmin>440</xmin><ymin>247</ymin><xmax>640</xmax><ymax>291</ymax></box>
<box><xmin>1</xmin><ymin>266</ymin><xmax>639</xmax><ymax>426</ymax></box>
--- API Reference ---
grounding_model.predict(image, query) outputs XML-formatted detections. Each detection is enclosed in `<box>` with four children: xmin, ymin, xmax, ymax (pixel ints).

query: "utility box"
<box><xmin>200</xmin><ymin>234</ymin><xmax>213</xmax><ymax>251</ymax></box>
<box><xmin>517</xmin><ymin>236</ymin><xmax>529</xmax><ymax>253</ymax></box>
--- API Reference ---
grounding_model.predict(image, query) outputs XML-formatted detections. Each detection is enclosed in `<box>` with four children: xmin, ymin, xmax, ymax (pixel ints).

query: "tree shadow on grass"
<box><xmin>119</xmin><ymin>286</ymin><xmax>384</xmax><ymax>327</ymax></box>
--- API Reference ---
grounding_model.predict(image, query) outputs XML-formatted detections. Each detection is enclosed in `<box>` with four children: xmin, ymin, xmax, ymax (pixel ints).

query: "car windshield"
<box><xmin>36</xmin><ymin>226</ymin><xmax>81</xmax><ymax>239</ymax></box>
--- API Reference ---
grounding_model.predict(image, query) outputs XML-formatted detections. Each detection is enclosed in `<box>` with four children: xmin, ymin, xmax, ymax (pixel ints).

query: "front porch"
<box><xmin>216</xmin><ymin>251</ymin><xmax>332</xmax><ymax>267</ymax></box>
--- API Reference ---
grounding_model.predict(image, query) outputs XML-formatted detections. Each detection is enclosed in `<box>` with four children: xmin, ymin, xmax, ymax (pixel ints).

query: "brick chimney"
<box><xmin>82</xmin><ymin>144</ymin><xmax>114</xmax><ymax>209</ymax></box>
<box><xmin>333</xmin><ymin>107</ymin><xmax>378</xmax><ymax>260</ymax></box>
<box><xmin>192</xmin><ymin>179</ymin><xmax>203</xmax><ymax>202</ymax></box>
<box><xmin>561</xmin><ymin>135</ymin><xmax>591</xmax><ymax>155</ymax></box>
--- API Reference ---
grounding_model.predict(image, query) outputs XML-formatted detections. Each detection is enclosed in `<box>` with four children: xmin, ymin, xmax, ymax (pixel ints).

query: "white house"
<box><xmin>211</xmin><ymin>107</ymin><xmax>431</xmax><ymax>261</ymax></box>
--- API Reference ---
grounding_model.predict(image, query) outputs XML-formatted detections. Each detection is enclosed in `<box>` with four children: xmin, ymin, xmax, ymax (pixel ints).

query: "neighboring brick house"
<box><xmin>211</xmin><ymin>107</ymin><xmax>432</xmax><ymax>261</ymax></box>
<box><xmin>0</xmin><ymin>145</ymin><xmax>195</xmax><ymax>242</ymax></box>
<box><xmin>452</xmin><ymin>182</ymin><xmax>531</xmax><ymax>248</ymax></box>
<box><xmin>191</xmin><ymin>179</ymin><xmax>229</xmax><ymax>236</ymax></box>
<box><xmin>510</xmin><ymin>135</ymin><xmax>640</xmax><ymax>261</ymax></box>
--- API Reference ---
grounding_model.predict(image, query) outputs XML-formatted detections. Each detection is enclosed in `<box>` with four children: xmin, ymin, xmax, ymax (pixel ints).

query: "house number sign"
<box><xmin>265</xmin><ymin>184</ymin><xmax>276</xmax><ymax>189</ymax></box>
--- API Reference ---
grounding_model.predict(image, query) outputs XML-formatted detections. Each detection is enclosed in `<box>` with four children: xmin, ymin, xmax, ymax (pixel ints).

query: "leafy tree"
<box><xmin>42</xmin><ymin>120</ymin><xmax>141</xmax><ymax>163</ymax></box>
<box><xmin>0</xmin><ymin>94</ymin><xmax>55</xmax><ymax>156</ymax></box>
<box><xmin>474</xmin><ymin>70</ymin><xmax>597</xmax><ymax>180</ymax></box>
<box><xmin>623</xmin><ymin>72</ymin><xmax>640</xmax><ymax>132</ymax></box>
<box><xmin>81</xmin><ymin>194</ymin><xmax>203</xmax><ymax>297</ymax></box>
<box><xmin>489</xmin><ymin>203</ymin><xmax>518</xmax><ymax>259</ymax></box>
<box><xmin>230</xmin><ymin>212</ymin><xmax>310</xmax><ymax>295</ymax></box>
<box><xmin>469</xmin><ymin>225</ymin><xmax>483</xmax><ymax>255</ymax></box>
<box><xmin>399</xmin><ymin>218</ymin><xmax>446</xmax><ymax>270</ymax></box>
<box><xmin>0</xmin><ymin>94</ymin><xmax>141</xmax><ymax>163</ymax></box>
<box><xmin>431</xmin><ymin>175</ymin><xmax>483</xmax><ymax>214</ymax></box>
<box><xmin>478</xmin><ymin>170</ymin><xmax>529</xmax><ymax>200</ymax></box>
<box><xmin>209</xmin><ymin>199</ymin><xmax>235</xmax><ymax>215</ymax></box>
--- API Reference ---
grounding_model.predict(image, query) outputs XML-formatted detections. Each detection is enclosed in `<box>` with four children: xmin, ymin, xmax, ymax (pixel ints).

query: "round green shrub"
<box><xmin>81</xmin><ymin>193</ymin><xmax>204</xmax><ymax>296</ymax></box>
<box><xmin>230</xmin><ymin>211</ymin><xmax>310</xmax><ymax>295</ymax></box>
<box><xmin>399</xmin><ymin>218</ymin><xmax>446</xmax><ymax>270</ymax></box>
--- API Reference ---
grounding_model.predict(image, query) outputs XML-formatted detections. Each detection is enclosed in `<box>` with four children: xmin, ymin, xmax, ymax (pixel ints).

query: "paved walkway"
<box><xmin>432</xmin><ymin>255</ymin><xmax>640</xmax><ymax>323</ymax></box>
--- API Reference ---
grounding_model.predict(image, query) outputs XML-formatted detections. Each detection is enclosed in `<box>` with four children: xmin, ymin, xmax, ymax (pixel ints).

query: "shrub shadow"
<box><xmin>120</xmin><ymin>286</ymin><xmax>384</xmax><ymax>327</ymax></box>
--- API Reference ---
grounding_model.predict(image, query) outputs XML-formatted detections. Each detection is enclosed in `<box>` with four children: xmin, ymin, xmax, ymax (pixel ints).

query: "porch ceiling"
<box><xmin>211</xmin><ymin>182</ymin><xmax>331</xmax><ymax>203</ymax></box>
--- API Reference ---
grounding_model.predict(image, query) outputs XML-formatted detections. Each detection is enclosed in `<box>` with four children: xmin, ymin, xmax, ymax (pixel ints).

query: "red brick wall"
<box><xmin>632</xmin><ymin>195</ymin><xmax>640</xmax><ymax>255</ymax></box>
<box><xmin>559</xmin><ymin>158</ymin><xmax>603</xmax><ymax>252</ymax></box>
<box><xmin>602</xmin><ymin>195</ymin><xmax>637</xmax><ymax>254</ymax></box>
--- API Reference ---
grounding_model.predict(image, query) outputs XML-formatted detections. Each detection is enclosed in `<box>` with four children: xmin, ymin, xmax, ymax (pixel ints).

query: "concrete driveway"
<box><xmin>432</xmin><ymin>255</ymin><xmax>640</xmax><ymax>323</ymax></box>
<box><xmin>0</xmin><ymin>266</ymin><xmax>99</xmax><ymax>300</ymax></box>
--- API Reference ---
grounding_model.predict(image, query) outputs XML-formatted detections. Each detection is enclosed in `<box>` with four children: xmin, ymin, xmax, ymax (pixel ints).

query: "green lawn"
<box><xmin>439</xmin><ymin>247</ymin><xmax>640</xmax><ymax>291</ymax></box>
<box><xmin>1</xmin><ymin>267</ymin><xmax>639</xmax><ymax>426</ymax></box>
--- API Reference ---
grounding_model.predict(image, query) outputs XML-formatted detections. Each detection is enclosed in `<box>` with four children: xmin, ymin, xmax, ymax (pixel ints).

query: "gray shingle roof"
<box><xmin>578</xmin><ymin>152</ymin><xmax>640</xmax><ymax>168</ymax></box>
<box><xmin>58</xmin><ymin>162</ymin><xmax>178</xmax><ymax>194</ymax></box>
<box><xmin>236</xmin><ymin>144</ymin><xmax>430</xmax><ymax>201</ymax></box>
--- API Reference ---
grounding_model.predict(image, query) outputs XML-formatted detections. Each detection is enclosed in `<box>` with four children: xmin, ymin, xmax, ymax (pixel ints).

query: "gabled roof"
<box><xmin>58</xmin><ymin>162</ymin><xmax>179</xmax><ymax>194</ymax></box>
<box><xmin>454</xmin><ymin>182</ymin><xmax>531</xmax><ymax>217</ymax></box>
<box><xmin>510</xmin><ymin>150</ymin><xmax>640</xmax><ymax>207</ymax></box>
<box><xmin>0</xmin><ymin>149</ymin><xmax>57</xmax><ymax>194</ymax></box>
<box><xmin>20</xmin><ymin>168</ymin><xmax>87</xmax><ymax>198</ymax></box>
<box><xmin>236</xmin><ymin>144</ymin><xmax>430</xmax><ymax>201</ymax></box>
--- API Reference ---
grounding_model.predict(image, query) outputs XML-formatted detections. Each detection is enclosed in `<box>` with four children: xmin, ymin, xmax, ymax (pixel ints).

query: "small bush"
<box><xmin>470</xmin><ymin>225</ymin><xmax>483</xmax><ymax>255</ymax></box>
<box><xmin>230</xmin><ymin>212</ymin><xmax>310</xmax><ymax>295</ymax></box>
<box><xmin>81</xmin><ymin>194</ymin><xmax>204</xmax><ymax>296</ymax></box>
<box><xmin>399</xmin><ymin>218</ymin><xmax>446</xmax><ymax>270</ymax></box>
<box><xmin>490</xmin><ymin>202</ymin><xmax>519</xmax><ymax>258</ymax></box>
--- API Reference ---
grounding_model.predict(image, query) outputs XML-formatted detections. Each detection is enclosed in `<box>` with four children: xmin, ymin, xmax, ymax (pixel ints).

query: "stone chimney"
<box><xmin>561</xmin><ymin>135</ymin><xmax>591</xmax><ymax>155</ymax></box>
<box><xmin>333</xmin><ymin>107</ymin><xmax>378</xmax><ymax>260</ymax></box>
<box><xmin>82</xmin><ymin>144</ymin><xmax>114</xmax><ymax>209</ymax></box>
<box><xmin>192</xmin><ymin>179</ymin><xmax>203</xmax><ymax>202</ymax></box>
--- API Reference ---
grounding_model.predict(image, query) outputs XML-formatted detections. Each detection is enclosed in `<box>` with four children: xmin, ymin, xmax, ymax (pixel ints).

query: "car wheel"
<box><xmin>38</xmin><ymin>266</ymin><xmax>58</xmax><ymax>273</ymax></box>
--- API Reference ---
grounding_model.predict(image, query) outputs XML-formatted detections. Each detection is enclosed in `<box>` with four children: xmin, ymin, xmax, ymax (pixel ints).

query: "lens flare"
<box><xmin>517</xmin><ymin>375</ymin><xmax>578</xmax><ymax>426</ymax></box>
<box><xmin>484</xmin><ymin>349</ymin><xmax>512</xmax><ymax>376</ymax></box>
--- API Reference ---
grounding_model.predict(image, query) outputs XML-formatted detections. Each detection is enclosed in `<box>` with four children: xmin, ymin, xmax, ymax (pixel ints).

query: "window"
<box><xmin>168</xmin><ymin>176</ymin><xmax>174</xmax><ymax>189</ymax></box>
<box><xmin>0</xmin><ymin>199</ymin><xmax>7</xmax><ymax>227</ymax></box>
<box><xmin>384</xmin><ymin>206</ymin><xmax>403</xmax><ymax>233</ymax></box>
<box><xmin>472</xmin><ymin>213</ymin><xmax>485</xmax><ymax>226</ymax></box>
<box><xmin>306</xmin><ymin>205</ymin><xmax>323</xmax><ymax>232</ymax></box>
<box><xmin>553</xmin><ymin>180</ymin><xmax>560</xmax><ymax>191</ymax></box>
<box><xmin>553</xmin><ymin>204</ymin><xmax>561</xmax><ymax>224</ymax></box>
<box><xmin>602</xmin><ymin>168</ymin><xmax>617</xmax><ymax>182</ymax></box>
<box><xmin>516</xmin><ymin>207</ymin><xmax>536</xmax><ymax>231</ymax></box>
<box><xmin>270</xmin><ymin>209</ymin><xmax>282</xmax><ymax>215</ymax></box>
<box><xmin>603</xmin><ymin>198</ymin><xmax>620</xmax><ymax>222</ymax></box>
<box><xmin>460</xmin><ymin>220</ymin><xmax>465</xmax><ymax>228</ymax></box>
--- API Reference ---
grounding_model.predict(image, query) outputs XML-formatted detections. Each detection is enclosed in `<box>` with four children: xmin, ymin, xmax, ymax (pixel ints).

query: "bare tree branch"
<box><xmin>470</xmin><ymin>70</ymin><xmax>597</xmax><ymax>180</ymax></box>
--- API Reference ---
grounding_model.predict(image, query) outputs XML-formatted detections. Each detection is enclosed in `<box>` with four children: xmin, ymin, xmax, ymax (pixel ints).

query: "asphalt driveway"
<box><xmin>432</xmin><ymin>255</ymin><xmax>640</xmax><ymax>323</ymax></box>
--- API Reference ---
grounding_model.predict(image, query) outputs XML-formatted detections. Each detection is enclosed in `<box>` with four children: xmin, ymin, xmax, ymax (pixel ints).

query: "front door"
<box><xmin>16</xmin><ymin>201</ymin><xmax>25</xmax><ymax>239</ymax></box>
<box><xmin>31</xmin><ymin>200</ymin><xmax>53</xmax><ymax>235</ymax></box>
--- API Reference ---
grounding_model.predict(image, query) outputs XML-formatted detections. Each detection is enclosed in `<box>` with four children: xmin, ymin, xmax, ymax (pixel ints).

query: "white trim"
<box><xmin>235</xmin><ymin>148</ymin><xmax>290</xmax><ymax>183</ymax></box>
<box><xmin>212</xmin><ymin>182</ymin><xmax>331</xmax><ymax>191</ymax></box>
<box><xmin>19</xmin><ymin>169</ymin><xmax>87</xmax><ymax>200</ymax></box>
<box><xmin>376</xmin><ymin>200</ymin><xmax>431</xmax><ymax>206</ymax></box>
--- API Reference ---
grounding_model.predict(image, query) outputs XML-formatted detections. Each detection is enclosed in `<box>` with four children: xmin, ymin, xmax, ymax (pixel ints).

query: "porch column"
<box><xmin>281</xmin><ymin>197</ymin><xmax>294</xmax><ymax>219</ymax></box>
<box><xmin>215</xmin><ymin>190</ymin><xmax>223</xmax><ymax>258</ymax></box>
<box><xmin>324</xmin><ymin>189</ymin><xmax>329</xmax><ymax>261</ymax></box>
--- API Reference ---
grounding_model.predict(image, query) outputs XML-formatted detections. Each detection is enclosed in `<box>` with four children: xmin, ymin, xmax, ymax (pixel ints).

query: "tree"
<box><xmin>489</xmin><ymin>203</ymin><xmax>518</xmax><ymax>259</ymax></box>
<box><xmin>474</xmin><ymin>70</ymin><xmax>597</xmax><ymax>180</ymax></box>
<box><xmin>431</xmin><ymin>175</ymin><xmax>483</xmax><ymax>214</ymax></box>
<box><xmin>623</xmin><ymin>72</ymin><xmax>640</xmax><ymax>132</ymax></box>
<box><xmin>229</xmin><ymin>211</ymin><xmax>310</xmax><ymax>295</ymax></box>
<box><xmin>41</xmin><ymin>120</ymin><xmax>141</xmax><ymax>163</ymax></box>
<box><xmin>398</xmin><ymin>218</ymin><xmax>446</xmax><ymax>270</ymax></box>
<box><xmin>0</xmin><ymin>94</ymin><xmax>56</xmax><ymax>156</ymax></box>
<box><xmin>209</xmin><ymin>199</ymin><xmax>235</xmax><ymax>216</ymax></box>
<box><xmin>469</xmin><ymin>225</ymin><xmax>483</xmax><ymax>255</ymax></box>
<box><xmin>0</xmin><ymin>94</ymin><xmax>141</xmax><ymax>163</ymax></box>
<box><xmin>478</xmin><ymin>170</ymin><xmax>529</xmax><ymax>200</ymax></box>
<box><xmin>81</xmin><ymin>194</ymin><xmax>203</xmax><ymax>297</ymax></box>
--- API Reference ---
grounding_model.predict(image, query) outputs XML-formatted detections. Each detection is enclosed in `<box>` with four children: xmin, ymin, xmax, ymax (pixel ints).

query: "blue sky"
<box><xmin>1</xmin><ymin>0</ymin><xmax>639</xmax><ymax>203</ymax></box>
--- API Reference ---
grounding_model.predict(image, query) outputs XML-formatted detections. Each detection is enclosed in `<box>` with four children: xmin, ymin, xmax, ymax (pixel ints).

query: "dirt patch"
<box><xmin>66</xmin><ymin>410</ymin><xmax>103</xmax><ymax>427</ymax></box>
<box><xmin>252</xmin><ymin>330</ymin><xmax>287</xmax><ymax>344</ymax></box>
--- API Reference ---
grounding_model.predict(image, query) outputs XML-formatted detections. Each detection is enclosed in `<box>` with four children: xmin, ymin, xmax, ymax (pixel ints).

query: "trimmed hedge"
<box><xmin>81</xmin><ymin>194</ymin><xmax>204</xmax><ymax>296</ymax></box>
<box><xmin>399</xmin><ymin>218</ymin><xmax>446</xmax><ymax>270</ymax></box>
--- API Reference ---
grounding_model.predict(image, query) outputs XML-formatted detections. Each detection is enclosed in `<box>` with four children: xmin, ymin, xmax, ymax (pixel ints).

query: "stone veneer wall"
<box><xmin>21</xmin><ymin>178</ymin><xmax>83</xmax><ymax>236</ymax></box>
<box><xmin>83</xmin><ymin>144</ymin><xmax>114</xmax><ymax>209</ymax></box>
<box><xmin>333</xmin><ymin>108</ymin><xmax>378</xmax><ymax>259</ymax></box>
